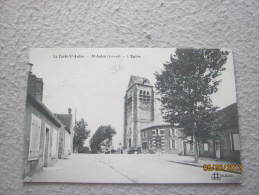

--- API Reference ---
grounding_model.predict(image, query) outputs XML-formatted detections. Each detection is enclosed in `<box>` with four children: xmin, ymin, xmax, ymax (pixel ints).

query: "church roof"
<box><xmin>128</xmin><ymin>75</ymin><xmax>152</xmax><ymax>88</ymax></box>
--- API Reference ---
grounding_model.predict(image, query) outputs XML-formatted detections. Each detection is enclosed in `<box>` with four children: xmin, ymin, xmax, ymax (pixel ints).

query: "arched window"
<box><xmin>140</xmin><ymin>90</ymin><xmax>143</xmax><ymax>95</ymax></box>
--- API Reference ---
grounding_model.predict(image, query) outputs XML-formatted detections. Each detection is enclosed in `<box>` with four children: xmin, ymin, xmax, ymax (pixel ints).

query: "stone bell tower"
<box><xmin>123</xmin><ymin>75</ymin><xmax>154</xmax><ymax>151</ymax></box>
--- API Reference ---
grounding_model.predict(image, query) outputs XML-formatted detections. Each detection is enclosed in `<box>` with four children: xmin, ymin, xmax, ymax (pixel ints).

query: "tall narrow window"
<box><xmin>170</xmin><ymin>129</ymin><xmax>175</xmax><ymax>136</ymax></box>
<box><xmin>204</xmin><ymin>143</ymin><xmax>209</xmax><ymax>151</ymax></box>
<box><xmin>152</xmin><ymin>129</ymin><xmax>156</xmax><ymax>136</ymax></box>
<box><xmin>232</xmin><ymin>133</ymin><xmax>240</xmax><ymax>151</ymax></box>
<box><xmin>28</xmin><ymin>113</ymin><xmax>42</xmax><ymax>160</ymax></box>
<box><xmin>51</xmin><ymin>128</ymin><xmax>58</xmax><ymax>157</ymax></box>
<box><xmin>170</xmin><ymin>139</ymin><xmax>175</xmax><ymax>149</ymax></box>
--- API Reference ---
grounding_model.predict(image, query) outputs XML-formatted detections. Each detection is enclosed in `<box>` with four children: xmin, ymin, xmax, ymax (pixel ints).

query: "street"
<box><xmin>31</xmin><ymin>154</ymin><xmax>241</xmax><ymax>183</ymax></box>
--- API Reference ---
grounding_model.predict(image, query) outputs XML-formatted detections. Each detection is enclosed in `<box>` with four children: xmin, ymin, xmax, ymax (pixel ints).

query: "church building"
<box><xmin>123</xmin><ymin>75</ymin><xmax>184</xmax><ymax>154</ymax></box>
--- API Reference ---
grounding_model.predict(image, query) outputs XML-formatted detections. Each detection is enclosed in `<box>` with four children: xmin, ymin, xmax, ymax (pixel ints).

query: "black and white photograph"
<box><xmin>23</xmin><ymin>48</ymin><xmax>242</xmax><ymax>183</ymax></box>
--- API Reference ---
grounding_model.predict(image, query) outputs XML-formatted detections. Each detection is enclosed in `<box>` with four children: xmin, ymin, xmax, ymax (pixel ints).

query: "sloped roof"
<box><xmin>55</xmin><ymin>113</ymin><xmax>72</xmax><ymax>133</ymax></box>
<box><xmin>217</xmin><ymin>103</ymin><xmax>239</xmax><ymax>130</ymax></box>
<box><xmin>27</xmin><ymin>94</ymin><xmax>61</xmax><ymax>128</ymax></box>
<box><xmin>128</xmin><ymin>75</ymin><xmax>152</xmax><ymax>88</ymax></box>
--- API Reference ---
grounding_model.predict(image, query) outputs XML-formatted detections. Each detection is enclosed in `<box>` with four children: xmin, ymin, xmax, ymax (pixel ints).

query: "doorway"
<box><xmin>215</xmin><ymin>141</ymin><xmax>221</xmax><ymax>159</ymax></box>
<box><xmin>44</xmin><ymin>127</ymin><xmax>50</xmax><ymax>167</ymax></box>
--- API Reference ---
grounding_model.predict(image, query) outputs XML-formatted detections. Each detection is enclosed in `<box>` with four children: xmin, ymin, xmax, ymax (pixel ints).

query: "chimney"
<box><xmin>27</xmin><ymin>63</ymin><xmax>33</xmax><ymax>73</ymax></box>
<box><xmin>27</xmin><ymin>72</ymin><xmax>44</xmax><ymax>103</ymax></box>
<box><xmin>68</xmin><ymin>108</ymin><xmax>72</xmax><ymax>114</ymax></box>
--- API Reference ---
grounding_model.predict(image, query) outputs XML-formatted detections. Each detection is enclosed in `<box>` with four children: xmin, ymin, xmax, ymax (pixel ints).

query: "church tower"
<box><xmin>123</xmin><ymin>76</ymin><xmax>154</xmax><ymax>151</ymax></box>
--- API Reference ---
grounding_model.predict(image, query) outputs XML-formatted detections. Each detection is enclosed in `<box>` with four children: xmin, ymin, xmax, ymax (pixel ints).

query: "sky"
<box><xmin>30</xmin><ymin>48</ymin><xmax>237</xmax><ymax>148</ymax></box>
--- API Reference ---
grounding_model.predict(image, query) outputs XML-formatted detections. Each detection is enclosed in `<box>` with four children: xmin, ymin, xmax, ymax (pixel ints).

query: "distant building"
<box><xmin>100</xmin><ymin>138</ymin><xmax>113</xmax><ymax>153</ymax></box>
<box><xmin>55</xmin><ymin>108</ymin><xmax>74</xmax><ymax>159</ymax></box>
<box><xmin>141</xmin><ymin>125</ymin><xmax>185</xmax><ymax>154</ymax></box>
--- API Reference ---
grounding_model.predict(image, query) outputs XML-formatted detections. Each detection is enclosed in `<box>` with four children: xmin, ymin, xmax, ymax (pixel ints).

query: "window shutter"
<box><xmin>51</xmin><ymin>129</ymin><xmax>58</xmax><ymax>157</ymax></box>
<box><xmin>28</xmin><ymin>114</ymin><xmax>42</xmax><ymax>160</ymax></box>
<box><xmin>232</xmin><ymin>134</ymin><xmax>240</xmax><ymax>151</ymax></box>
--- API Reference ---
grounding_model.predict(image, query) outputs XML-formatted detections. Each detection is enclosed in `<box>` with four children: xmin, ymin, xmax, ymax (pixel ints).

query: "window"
<box><xmin>143</xmin><ymin>131</ymin><xmax>147</xmax><ymax>138</ymax></box>
<box><xmin>159</xmin><ymin>129</ymin><xmax>165</xmax><ymax>136</ymax></box>
<box><xmin>204</xmin><ymin>143</ymin><xmax>209</xmax><ymax>151</ymax></box>
<box><xmin>139</xmin><ymin>89</ymin><xmax>151</xmax><ymax>104</ymax></box>
<box><xmin>169</xmin><ymin>129</ymin><xmax>175</xmax><ymax>136</ymax></box>
<box><xmin>152</xmin><ymin>129</ymin><xmax>156</xmax><ymax>136</ymax></box>
<box><xmin>170</xmin><ymin>139</ymin><xmax>175</xmax><ymax>149</ymax></box>
<box><xmin>28</xmin><ymin>113</ymin><xmax>42</xmax><ymax>160</ymax></box>
<box><xmin>51</xmin><ymin>128</ymin><xmax>58</xmax><ymax>157</ymax></box>
<box><xmin>232</xmin><ymin>133</ymin><xmax>240</xmax><ymax>151</ymax></box>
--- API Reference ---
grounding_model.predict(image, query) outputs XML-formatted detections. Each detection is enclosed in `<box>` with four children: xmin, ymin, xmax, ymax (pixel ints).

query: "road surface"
<box><xmin>31</xmin><ymin>154</ymin><xmax>241</xmax><ymax>183</ymax></box>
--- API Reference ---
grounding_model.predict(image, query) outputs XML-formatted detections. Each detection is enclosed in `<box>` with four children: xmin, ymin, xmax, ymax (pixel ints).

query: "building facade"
<box><xmin>23</xmin><ymin>69</ymin><xmax>74</xmax><ymax>180</ymax></box>
<box><xmin>198</xmin><ymin>103</ymin><xmax>240</xmax><ymax>162</ymax></box>
<box><xmin>24</xmin><ymin>72</ymin><xmax>62</xmax><ymax>179</ymax></box>
<box><xmin>182</xmin><ymin>103</ymin><xmax>240</xmax><ymax>162</ymax></box>
<box><xmin>141</xmin><ymin>125</ymin><xmax>184</xmax><ymax>154</ymax></box>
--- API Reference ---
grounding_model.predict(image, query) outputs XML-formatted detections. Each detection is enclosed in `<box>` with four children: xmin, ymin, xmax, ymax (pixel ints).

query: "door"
<box><xmin>44</xmin><ymin>127</ymin><xmax>50</xmax><ymax>167</ymax></box>
<box><xmin>128</xmin><ymin>138</ymin><xmax>131</xmax><ymax>148</ymax></box>
<box><xmin>215</xmin><ymin>141</ymin><xmax>221</xmax><ymax>159</ymax></box>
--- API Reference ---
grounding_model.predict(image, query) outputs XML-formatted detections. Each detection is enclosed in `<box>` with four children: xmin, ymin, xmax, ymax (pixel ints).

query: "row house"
<box><xmin>197</xmin><ymin>103</ymin><xmax>241</xmax><ymax>162</ymax></box>
<box><xmin>23</xmin><ymin>66</ymin><xmax>73</xmax><ymax>180</ymax></box>
<box><xmin>55</xmin><ymin>109</ymin><xmax>73</xmax><ymax>158</ymax></box>
<box><xmin>176</xmin><ymin>103</ymin><xmax>241</xmax><ymax>162</ymax></box>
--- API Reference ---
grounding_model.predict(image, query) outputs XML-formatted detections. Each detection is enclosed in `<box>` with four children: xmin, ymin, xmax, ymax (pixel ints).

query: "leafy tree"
<box><xmin>90</xmin><ymin>125</ymin><xmax>116</xmax><ymax>153</ymax></box>
<box><xmin>73</xmin><ymin>119</ymin><xmax>90</xmax><ymax>153</ymax></box>
<box><xmin>155</xmin><ymin>49</ymin><xmax>229</xmax><ymax>162</ymax></box>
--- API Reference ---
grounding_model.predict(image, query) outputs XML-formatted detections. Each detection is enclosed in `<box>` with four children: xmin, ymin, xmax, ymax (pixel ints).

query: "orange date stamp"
<box><xmin>202</xmin><ymin>164</ymin><xmax>243</xmax><ymax>172</ymax></box>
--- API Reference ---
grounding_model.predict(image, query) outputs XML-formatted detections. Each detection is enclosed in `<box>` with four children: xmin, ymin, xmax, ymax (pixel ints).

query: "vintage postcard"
<box><xmin>23</xmin><ymin>48</ymin><xmax>242</xmax><ymax>183</ymax></box>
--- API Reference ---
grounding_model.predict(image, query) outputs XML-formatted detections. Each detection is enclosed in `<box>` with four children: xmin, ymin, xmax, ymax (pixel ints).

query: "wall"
<box><xmin>24</xmin><ymin>101</ymin><xmax>60</xmax><ymax>179</ymax></box>
<box><xmin>0</xmin><ymin>0</ymin><xmax>259</xmax><ymax>194</ymax></box>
